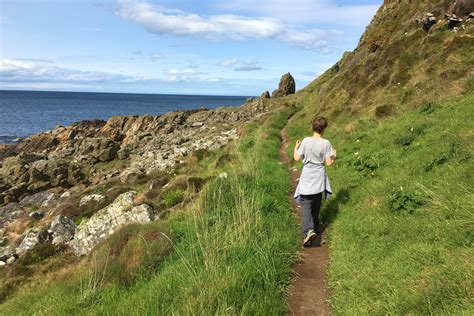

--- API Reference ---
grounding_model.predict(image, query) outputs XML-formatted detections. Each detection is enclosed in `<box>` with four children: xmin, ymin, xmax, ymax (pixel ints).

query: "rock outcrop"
<box><xmin>271</xmin><ymin>73</ymin><xmax>296</xmax><ymax>98</ymax></box>
<box><xmin>0</xmin><ymin>95</ymin><xmax>269</xmax><ymax>261</ymax></box>
<box><xmin>49</xmin><ymin>215</ymin><xmax>76</xmax><ymax>245</ymax></box>
<box><xmin>0</xmin><ymin>98</ymin><xmax>267</xmax><ymax>206</ymax></box>
<box><xmin>261</xmin><ymin>91</ymin><xmax>270</xmax><ymax>99</ymax></box>
<box><xmin>16</xmin><ymin>227</ymin><xmax>52</xmax><ymax>255</ymax></box>
<box><xmin>71</xmin><ymin>191</ymin><xmax>154</xmax><ymax>256</ymax></box>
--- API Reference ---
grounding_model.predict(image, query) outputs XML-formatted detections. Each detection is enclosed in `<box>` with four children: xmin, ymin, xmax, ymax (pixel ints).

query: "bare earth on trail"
<box><xmin>280</xmin><ymin>125</ymin><xmax>330</xmax><ymax>316</ymax></box>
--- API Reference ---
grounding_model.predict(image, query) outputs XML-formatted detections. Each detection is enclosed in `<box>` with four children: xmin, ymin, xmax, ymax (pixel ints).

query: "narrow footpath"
<box><xmin>279</xmin><ymin>122</ymin><xmax>330</xmax><ymax>316</ymax></box>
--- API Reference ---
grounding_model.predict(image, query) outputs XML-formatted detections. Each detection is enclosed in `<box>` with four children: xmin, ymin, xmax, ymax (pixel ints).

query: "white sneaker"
<box><xmin>303</xmin><ymin>229</ymin><xmax>317</xmax><ymax>247</ymax></box>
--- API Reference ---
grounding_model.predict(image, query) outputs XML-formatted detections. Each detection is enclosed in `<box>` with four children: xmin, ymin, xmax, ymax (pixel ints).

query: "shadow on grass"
<box><xmin>312</xmin><ymin>188</ymin><xmax>350</xmax><ymax>247</ymax></box>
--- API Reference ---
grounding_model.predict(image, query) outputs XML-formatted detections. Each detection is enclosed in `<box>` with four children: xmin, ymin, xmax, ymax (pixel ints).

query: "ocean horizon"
<box><xmin>0</xmin><ymin>90</ymin><xmax>252</xmax><ymax>144</ymax></box>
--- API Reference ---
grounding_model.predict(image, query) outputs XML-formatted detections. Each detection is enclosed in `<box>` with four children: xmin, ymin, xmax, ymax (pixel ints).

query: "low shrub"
<box><xmin>388</xmin><ymin>186</ymin><xmax>425</xmax><ymax>214</ymax></box>
<box><xmin>351</xmin><ymin>153</ymin><xmax>379</xmax><ymax>174</ymax></box>
<box><xmin>394</xmin><ymin>125</ymin><xmax>426</xmax><ymax>146</ymax></box>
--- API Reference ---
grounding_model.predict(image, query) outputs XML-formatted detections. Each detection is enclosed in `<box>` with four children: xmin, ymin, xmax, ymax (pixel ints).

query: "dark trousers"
<box><xmin>300</xmin><ymin>193</ymin><xmax>322</xmax><ymax>236</ymax></box>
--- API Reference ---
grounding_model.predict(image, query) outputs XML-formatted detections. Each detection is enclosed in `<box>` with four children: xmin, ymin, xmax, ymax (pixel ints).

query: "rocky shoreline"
<box><xmin>0</xmin><ymin>73</ymin><xmax>296</xmax><ymax>265</ymax></box>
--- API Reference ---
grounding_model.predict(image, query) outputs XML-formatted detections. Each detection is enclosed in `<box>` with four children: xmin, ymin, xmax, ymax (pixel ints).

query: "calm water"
<box><xmin>0</xmin><ymin>90</ymin><xmax>250</xmax><ymax>143</ymax></box>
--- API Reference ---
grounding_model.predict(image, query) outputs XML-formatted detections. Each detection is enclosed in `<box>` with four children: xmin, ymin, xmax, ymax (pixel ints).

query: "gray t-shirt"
<box><xmin>297</xmin><ymin>137</ymin><xmax>333</xmax><ymax>165</ymax></box>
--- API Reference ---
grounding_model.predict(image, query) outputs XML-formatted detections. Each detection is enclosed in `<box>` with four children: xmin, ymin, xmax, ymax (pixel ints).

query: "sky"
<box><xmin>0</xmin><ymin>0</ymin><xmax>382</xmax><ymax>95</ymax></box>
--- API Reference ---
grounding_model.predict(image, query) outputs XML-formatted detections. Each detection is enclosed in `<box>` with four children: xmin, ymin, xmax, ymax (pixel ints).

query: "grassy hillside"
<box><xmin>0</xmin><ymin>106</ymin><xmax>300</xmax><ymax>314</ymax></box>
<box><xmin>297</xmin><ymin>0</ymin><xmax>473</xmax><ymax>116</ymax></box>
<box><xmin>287</xmin><ymin>88</ymin><xmax>473</xmax><ymax>314</ymax></box>
<box><xmin>283</xmin><ymin>0</ymin><xmax>474</xmax><ymax>312</ymax></box>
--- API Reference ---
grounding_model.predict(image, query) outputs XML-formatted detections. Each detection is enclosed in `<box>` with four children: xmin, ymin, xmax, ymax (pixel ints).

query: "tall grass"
<box><xmin>0</xmin><ymin>107</ymin><xmax>300</xmax><ymax>315</ymax></box>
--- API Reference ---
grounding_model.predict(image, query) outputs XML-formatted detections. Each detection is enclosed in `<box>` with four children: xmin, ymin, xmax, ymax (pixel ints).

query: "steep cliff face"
<box><xmin>298</xmin><ymin>0</ymin><xmax>473</xmax><ymax>116</ymax></box>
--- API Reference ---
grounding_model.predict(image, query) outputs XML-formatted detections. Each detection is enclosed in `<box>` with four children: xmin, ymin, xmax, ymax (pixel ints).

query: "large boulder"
<box><xmin>20</xmin><ymin>191</ymin><xmax>56</xmax><ymax>207</ymax></box>
<box><xmin>16</xmin><ymin>227</ymin><xmax>52</xmax><ymax>255</ymax></box>
<box><xmin>49</xmin><ymin>215</ymin><xmax>76</xmax><ymax>245</ymax></box>
<box><xmin>70</xmin><ymin>191</ymin><xmax>155</xmax><ymax>256</ymax></box>
<box><xmin>271</xmin><ymin>73</ymin><xmax>296</xmax><ymax>98</ymax></box>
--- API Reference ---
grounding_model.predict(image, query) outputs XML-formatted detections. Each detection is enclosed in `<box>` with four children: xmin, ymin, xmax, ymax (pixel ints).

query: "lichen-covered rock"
<box><xmin>261</xmin><ymin>90</ymin><xmax>270</xmax><ymax>99</ymax></box>
<box><xmin>49</xmin><ymin>215</ymin><xmax>76</xmax><ymax>244</ymax></box>
<box><xmin>79</xmin><ymin>194</ymin><xmax>105</xmax><ymax>207</ymax></box>
<box><xmin>16</xmin><ymin>227</ymin><xmax>52</xmax><ymax>255</ymax></box>
<box><xmin>20</xmin><ymin>191</ymin><xmax>56</xmax><ymax>207</ymax></box>
<box><xmin>70</xmin><ymin>191</ymin><xmax>154</xmax><ymax>256</ymax></box>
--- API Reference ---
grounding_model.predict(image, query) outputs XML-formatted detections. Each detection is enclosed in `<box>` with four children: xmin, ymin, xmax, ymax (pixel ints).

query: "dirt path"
<box><xmin>280</xmin><ymin>122</ymin><xmax>330</xmax><ymax>316</ymax></box>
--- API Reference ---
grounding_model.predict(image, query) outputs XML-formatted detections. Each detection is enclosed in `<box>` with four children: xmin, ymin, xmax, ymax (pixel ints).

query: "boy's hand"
<box><xmin>295</xmin><ymin>139</ymin><xmax>302</xmax><ymax>149</ymax></box>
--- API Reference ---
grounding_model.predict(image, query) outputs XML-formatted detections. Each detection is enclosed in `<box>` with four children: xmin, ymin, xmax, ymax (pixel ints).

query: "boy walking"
<box><xmin>293</xmin><ymin>117</ymin><xmax>336</xmax><ymax>247</ymax></box>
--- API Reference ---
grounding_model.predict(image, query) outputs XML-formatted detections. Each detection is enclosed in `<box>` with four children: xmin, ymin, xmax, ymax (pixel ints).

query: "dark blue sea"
<box><xmin>0</xmin><ymin>90</ymin><xmax>251</xmax><ymax>144</ymax></box>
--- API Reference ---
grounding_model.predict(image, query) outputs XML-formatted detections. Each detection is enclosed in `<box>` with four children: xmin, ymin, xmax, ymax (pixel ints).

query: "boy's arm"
<box><xmin>294</xmin><ymin>139</ymin><xmax>302</xmax><ymax>161</ymax></box>
<box><xmin>325</xmin><ymin>148</ymin><xmax>337</xmax><ymax>167</ymax></box>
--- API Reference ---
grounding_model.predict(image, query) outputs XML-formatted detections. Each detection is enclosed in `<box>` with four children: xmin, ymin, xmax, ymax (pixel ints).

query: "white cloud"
<box><xmin>0</xmin><ymin>58</ymin><xmax>278</xmax><ymax>95</ymax></box>
<box><xmin>216</xmin><ymin>0</ymin><xmax>380</xmax><ymax>26</ymax></box>
<box><xmin>116</xmin><ymin>0</ymin><xmax>342</xmax><ymax>52</ymax></box>
<box><xmin>0</xmin><ymin>58</ymin><xmax>140</xmax><ymax>83</ymax></box>
<box><xmin>218</xmin><ymin>58</ymin><xmax>262</xmax><ymax>71</ymax></box>
<box><xmin>166</xmin><ymin>67</ymin><xmax>203</xmax><ymax>81</ymax></box>
<box><xmin>234</xmin><ymin>65</ymin><xmax>261</xmax><ymax>72</ymax></box>
<box><xmin>219</xmin><ymin>58</ymin><xmax>238</xmax><ymax>67</ymax></box>
<box><xmin>234</xmin><ymin>59</ymin><xmax>262</xmax><ymax>71</ymax></box>
<box><xmin>132</xmin><ymin>50</ymin><xmax>143</xmax><ymax>55</ymax></box>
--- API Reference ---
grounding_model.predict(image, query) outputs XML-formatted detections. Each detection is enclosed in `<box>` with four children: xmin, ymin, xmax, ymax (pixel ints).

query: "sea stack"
<box><xmin>271</xmin><ymin>73</ymin><xmax>296</xmax><ymax>98</ymax></box>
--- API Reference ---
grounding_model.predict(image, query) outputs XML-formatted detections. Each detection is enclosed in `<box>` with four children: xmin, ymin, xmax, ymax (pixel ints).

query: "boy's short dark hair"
<box><xmin>312</xmin><ymin>117</ymin><xmax>328</xmax><ymax>134</ymax></box>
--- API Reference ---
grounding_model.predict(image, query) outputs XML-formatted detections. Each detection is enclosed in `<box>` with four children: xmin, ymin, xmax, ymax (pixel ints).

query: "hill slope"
<box><xmin>285</xmin><ymin>0</ymin><xmax>473</xmax><ymax>313</ymax></box>
<box><xmin>295</xmin><ymin>0</ymin><xmax>473</xmax><ymax>116</ymax></box>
